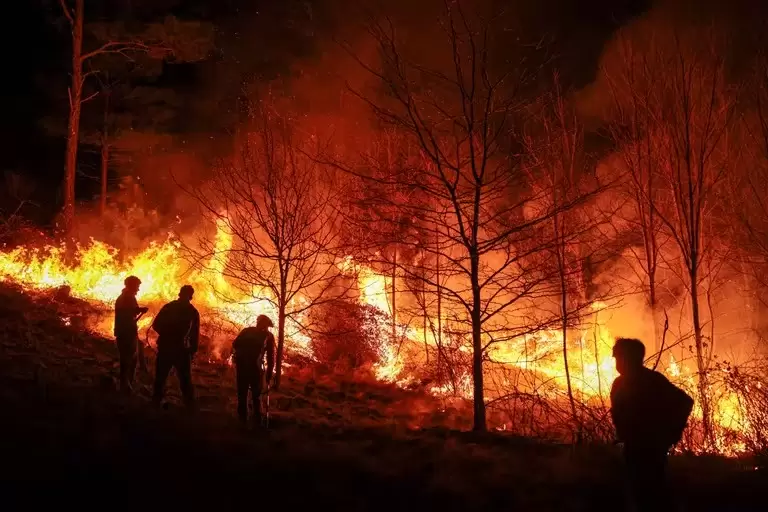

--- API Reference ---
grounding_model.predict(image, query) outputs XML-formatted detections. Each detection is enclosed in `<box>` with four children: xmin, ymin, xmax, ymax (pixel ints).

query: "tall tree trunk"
<box><xmin>434</xmin><ymin>237</ymin><xmax>455</xmax><ymax>393</ymax></box>
<box><xmin>422</xmin><ymin>299</ymin><xmax>429</xmax><ymax>363</ymax></box>
<box><xmin>436</xmin><ymin>227</ymin><xmax>442</xmax><ymax>353</ymax></box>
<box><xmin>62</xmin><ymin>0</ymin><xmax>84</xmax><ymax>230</ymax></box>
<box><xmin>648</xmin><ymin>269</ymin><xmax>660</xmax><ymax>352</ymax></box>
<box><xmin>689</xmin><ymin>263</ymin><xmax>714</xmax><ymax>449</ymax></box>
<box><xmin>644</xmin><ymin>165</ymin><xmax>660</xmax><ymax>354</ymax></box>
<box><xmin>391</xmin><ymin>250</ymin><xmax>397</xmax><ymax>343</ymax></box>
<box><xmin>556</xmin><ymin>214</ymin><xmax>580</xmax><ymax>443</ymax></box>
<box><xmin>470</xmin><ymin>248</ymin><xmax>486</xmax><ymax>432</ymax></box>
<box><xmin>100</xmin><ymin>89</ymin><xmax>111</xmax><ymax>217</ymax></box>
<box><xmin>645</xmin><ymin>223</ymin><xmax>661</xmax><ymax>360</ymax></box>
<box><xmin>421</xmin><ymin>255</ymin><xmax>429</xmax><ymax>364</ymax></box>
<box><xmin>592</xmin><ymin>310</ymin><xmax>604</xmax><ymax>399</ymax></box>
<box><xmin>274</xmin><ymin>286</ymin><xmax>287</xmax><ymax>389</ymax></box>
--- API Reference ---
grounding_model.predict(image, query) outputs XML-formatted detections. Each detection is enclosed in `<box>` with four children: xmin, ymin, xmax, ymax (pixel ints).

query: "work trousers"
<box><xmin>624</xmin><ymin>445</ymin><xmax>672</xmax><ymax>512</ymax></box>
<box><xmin>236</xmin><ymin>363</ymin><xmax>265</xmax><ymax>423</ymax></box>
<box><xmin>116</xmin><ymin>334</ymin><xmax>138</xmax><ymax>393</ymax></box>
<box><xmin>153</xmin><ymin>347</ymin><xmax>195</xmax><ymax>407</ymax></box>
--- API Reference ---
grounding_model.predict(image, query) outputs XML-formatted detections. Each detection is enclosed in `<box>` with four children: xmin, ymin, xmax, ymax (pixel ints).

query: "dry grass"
<box><xmin>0</xmin><ymin>283</ymin><xmax>764</xmax><ymax>510</ymax></box>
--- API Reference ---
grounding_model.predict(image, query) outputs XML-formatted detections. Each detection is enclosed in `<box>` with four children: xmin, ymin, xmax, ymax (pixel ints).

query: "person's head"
<box><xmin>124</xmin><ymin>275</ymin><xmax>141</xmax><ymax>296</ymax></box>
<box><xmin>179</xmin><ymin>285</ymin><xmax>195</xmax><ymax>302</ymax></box>
<box><xmin>256</xmin><ymin>314</ymin><xmax>274</xmax><ymax>331</ymax></box>
<box><xmin>612</xmin><ymin>338</ymin><xmax>646</xmax><ymax>375</ymax></box>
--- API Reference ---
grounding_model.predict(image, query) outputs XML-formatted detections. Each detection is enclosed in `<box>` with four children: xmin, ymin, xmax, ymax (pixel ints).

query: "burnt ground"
<box><xmin>0</xmin><ymin>284</ymin><xmax>764</xmax><ymax>511</ymax></box>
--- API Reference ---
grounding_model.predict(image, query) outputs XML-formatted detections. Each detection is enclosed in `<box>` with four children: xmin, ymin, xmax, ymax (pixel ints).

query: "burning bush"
<box><xmin>309</xmin><ymin>298</ymin><xmax>389</xmax><ymax>373</ymax></box>
<box><xmin>722</xmin><ymin>362</ymin><xmax>768</xmax><ymax>456</ymax></box>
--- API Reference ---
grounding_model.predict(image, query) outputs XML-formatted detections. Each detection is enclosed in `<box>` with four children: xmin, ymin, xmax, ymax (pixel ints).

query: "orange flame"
<box><xmin>0</xmin><ymin>223</ymin><xmax>752</xmax><ymax>455</ymax></box>
<box><xmin>339</xmin><ymin>266</ymin><xmax>751</xmax><ymax>455</ymax></box>
<box><xmin>0</xmin><ymin>222</ymin><xmax>312</xmax><ymax>358</ymax></box>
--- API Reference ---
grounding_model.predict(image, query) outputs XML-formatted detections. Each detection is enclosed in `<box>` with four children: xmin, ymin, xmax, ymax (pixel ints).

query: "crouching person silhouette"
<box><xmin>610</xmin><ymin>338</ymin><xmax>694</xmax><ymax>512</ymax></box>
<box><xmin>232</xmin><ymin>314</ymin><xmax>275</xmax><ymax>428</ymax></box>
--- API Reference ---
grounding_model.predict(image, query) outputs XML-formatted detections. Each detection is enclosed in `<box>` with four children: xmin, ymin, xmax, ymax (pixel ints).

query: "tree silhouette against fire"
<box><xmin>5</xmin><ymin>0</ymin><xmax>768</xmax><ymax>453</ymax></box>
<box><xmin>329</xmin><ymin>3</ymin><xmax>608</xmax><ymax>432</ymax></box>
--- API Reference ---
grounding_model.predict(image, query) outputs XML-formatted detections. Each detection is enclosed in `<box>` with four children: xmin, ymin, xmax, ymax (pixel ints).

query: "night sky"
<box><xmin>1</xmin><ymin>0</ymin><xmax>652</xmax><ymax>221</ymax></box>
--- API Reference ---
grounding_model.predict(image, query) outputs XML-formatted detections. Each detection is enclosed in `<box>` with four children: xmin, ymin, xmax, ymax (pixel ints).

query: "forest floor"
<box><xmin>0</xmin><ymin>283</ymin><xmax>764</xmax><ymax>511</ymax></box>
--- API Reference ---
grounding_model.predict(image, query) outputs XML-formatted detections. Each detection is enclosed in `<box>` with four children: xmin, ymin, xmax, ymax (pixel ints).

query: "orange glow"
<box><xmin>342</xmin><ymin>266</ymin><xmax>751</xmax><ymax>455</ymax></box>
<box><xmin>0</xmin><ymin>223</ymin><xmax>312</xmax><ymax>358</ymax></box>
<box><xmin>0</xmin><ymin>222</ymin><xmax>753</xmax><ymax>455</ymax></box>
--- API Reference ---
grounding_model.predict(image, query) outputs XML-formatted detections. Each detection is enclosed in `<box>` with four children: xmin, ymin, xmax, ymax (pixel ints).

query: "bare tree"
<box><xmin>523</xmin><ymin>76</ymin><xmax>615</xmax><ymax>442</ymax></box>
<box><xmin>184</xmin><ymin>101</ymin><xmax>346</xmax><ymax>388</ymax></box>
<box><xmin>736</xmin><ymin>39</ymin><xmax>768</xmax><ymax>317</ymax></box>
<box><xmin>342</xmin><ymin>129</ymin><xmax>422</xmax><ymax>344</ymax></box>
<box><xmin>400</xmin><ymin>241</ymin><xmax>460</xmax><ymax>392</ymax></box>
<box><xmin>617</xmin><ymin>26</ymin><xmax>737</xmax><ymax>449</ymax></box>
<box><xmin>58</xmin><ymin>0</ymin><xmax>86</xmax><ymax>229</ymax></box>
<box><xmin>56</xmin><ymin>1</ymin><xmax>211</xmax><ymax>229</ymax></box>
<box><xmin>601</xmin><ymin>33</ymin><xmax>671</xmax><ymax>356</ymax></box>
<box><xmin>335</xmin><ymin>2</ymin><xmax>594</xmax><ymax>431</ymax></box>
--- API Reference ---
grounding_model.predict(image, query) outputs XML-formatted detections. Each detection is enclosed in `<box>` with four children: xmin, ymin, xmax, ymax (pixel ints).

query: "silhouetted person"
<box><xmin>113</xmin><ymin>275</ymin><xmax>149</xmax><ymax>393</ymax></box>
<box><xmin>611</xmin><ymin>338</ymin><xmax>694</xmax><ymax>512</ymax></box>
<box><xmin>232</xmin><ymin>314</ymin><xmax>275</xmax><ymax>426</ymax></box>
<box><xmin>151</xmin><ymin>285</ymin><xmax>200</xmax><ymax>408</ymax></box>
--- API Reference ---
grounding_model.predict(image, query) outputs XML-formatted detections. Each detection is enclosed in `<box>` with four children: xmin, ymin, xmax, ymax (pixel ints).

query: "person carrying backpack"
<box><xmin>610</xmin><ymin>337</ymin><xmax>694</xmax><ymax>512</ymax></box>
<box><xmin>150</xmin><ymin>285</ymin><xmax>200</xmax><ymax>408</ymax></box>
<box><xmin>232</xmin><ymin>314</ymin><xmax>276</xmax><ymax>427</ymax></box>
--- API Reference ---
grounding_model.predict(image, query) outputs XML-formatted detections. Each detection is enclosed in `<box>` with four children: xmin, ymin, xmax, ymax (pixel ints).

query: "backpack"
<box><xmin>151</xmin><ymin>301</ymin><xmax>194</xmax><ymax>347</ymax></box>
<box><xmin>662</xmin><ymin>378</ymin><xmax>694</xmax><ymax>446</ymax></box>
<box><xmin>151</xmin><ymin>303</ymin><xmax>172</xmax><ymax>338</ymax></box>
<box><xmin>233</xmin><ymin>328</ymin><xmax>271</xmax><ymax>368</ymax></box>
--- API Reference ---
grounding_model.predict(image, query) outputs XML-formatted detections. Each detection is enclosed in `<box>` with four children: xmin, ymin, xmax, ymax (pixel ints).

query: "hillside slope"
<box><xmin>0</xmin><ymin>284</ymin><xmax>763</xmax><ymax>510</ymax></box>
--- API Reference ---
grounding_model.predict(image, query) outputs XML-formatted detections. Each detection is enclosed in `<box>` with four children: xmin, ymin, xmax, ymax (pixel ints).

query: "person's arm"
<box><xmin>130</xmin><ymin>296</ymin><xmax>148</xmax><ymax>318</ymax></box>
<box><xmin>610</xmin><ymin>378</ymin><xmax>631</xmax><ymax>443</ymax></box>
<box><xmin>265</xmin><ymin>333</ymin><xmax>275</xmax><ymax>386</ymax></box>
<box><xmin>664</xmin><ymin>378</ymin><xmax>694</xmax><ymax>445</ymax></box>
<box><xmin>232</xmin><ymin>330</ymin><xmax>245</xmax><ymax>356</ymax></box>
<box><xmin>189</xmin><ymin>309</ymin><xmax>200</xmax><ymax>354</ymax></box>
<box><xmin>151</xmin><ymin>305</ymin><xmax>168</xmax><ymax>336</ymax></box>
<box><xmin>113</xmin><ymin>298</ymin><xmax>121</xmax><ymax>337</ymax></box>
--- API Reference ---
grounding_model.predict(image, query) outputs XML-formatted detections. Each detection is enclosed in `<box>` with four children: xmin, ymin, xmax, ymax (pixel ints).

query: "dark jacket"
<box><xmin>232</xmin><ymin>327</ymin><xmax>275</xmax><ymax>381</ymax></box>
<box><xmin>611</xmin><ymin>367</ymin><xmax>694</xmax><ymax>449</ymax></box>
<box><xmin>114</xmin><ymin>290</ymin><xmax>141</xmax><ymax>338</ymax></box>
<box><xmin>151</xmin><ymin>299</ymin><xmax>200</xmax><ymax>353</ymax></box>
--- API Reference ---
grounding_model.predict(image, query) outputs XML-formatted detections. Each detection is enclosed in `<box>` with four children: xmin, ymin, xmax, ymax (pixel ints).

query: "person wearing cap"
<box><xmin>232</xmin><ymin>314</ymin><xmax>276</xmax><ymax>426</ymax></box>
<box><xmin>610</xmin><ymin>337</ymin><xmax>694</xmax><ymax>512</ymax></box>
<box><xmin>114</xmin><ymin>275</ymin><xmax>149</xmax><ymax>393</ymax></box>
<box><xmin>150</xmin><ymin>284</ymin><xmax>200</xmax><ymax>408</ymax></box>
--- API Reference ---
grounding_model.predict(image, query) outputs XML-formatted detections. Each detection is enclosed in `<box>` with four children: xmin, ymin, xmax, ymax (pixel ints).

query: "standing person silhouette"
<box><xmin>610</xmin><ymin>338</ymin><xmax>694</xmax><ymax>512</ymax></box>
<box><xmin>232</xmin><ymin>314</ymin><xmax>275</xmax><ymax>427</ymax></box>
<box><xmin>150</xmin><ymin>285</ymin><xmax>200</xmax><ymax>408</ymax></box>
<box><xmin>113</xmin><ymin>275</ymin><xmax>148</xmax><ymax>394</ymax></box>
